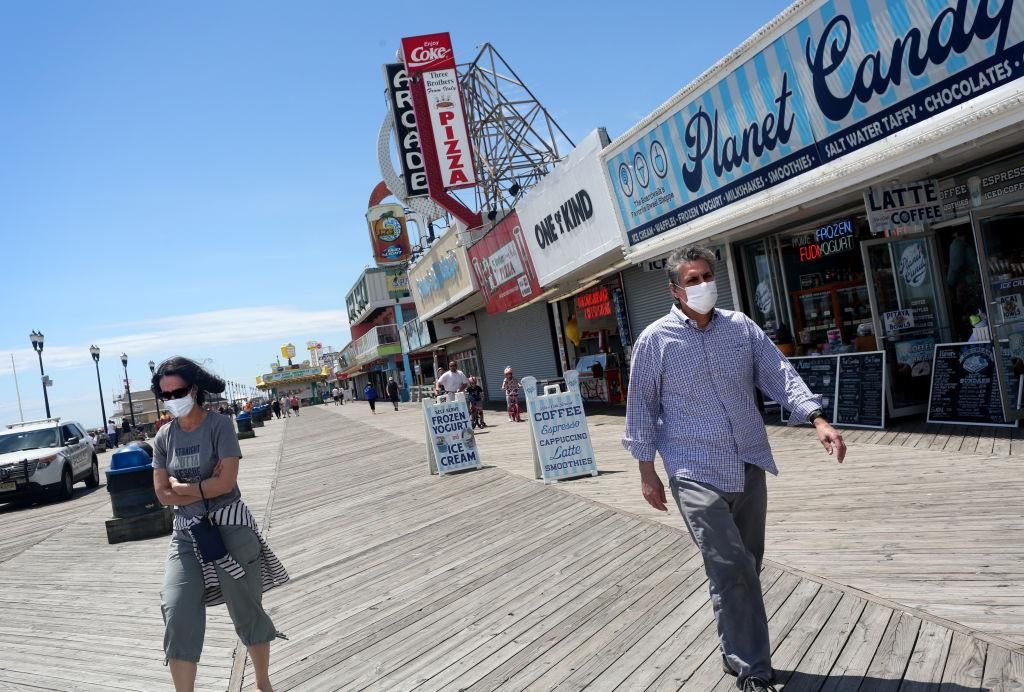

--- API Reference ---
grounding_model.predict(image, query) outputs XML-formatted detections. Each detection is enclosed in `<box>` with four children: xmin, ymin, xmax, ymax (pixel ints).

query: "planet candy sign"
<box><xmin>604</xmin><ymin>0</ymin><xmax>1024</xmax><ymax>247</ymax></box>
<box><xmin>521</xmin><ymin>371</ymin><xmax>598</xmax><ymax>483</ymax></box>
<box><xmin>423</xmin><ymin>395</ymin><xmax>481</xmax><ymax>475</ymax></box>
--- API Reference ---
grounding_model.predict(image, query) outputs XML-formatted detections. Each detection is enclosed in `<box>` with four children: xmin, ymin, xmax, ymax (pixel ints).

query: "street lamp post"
<box><xmin>120</xmin><ymin>353</ymin><xmax>137</xmax><ymax>428</ymax></box>
<box><xmin>29</xmin><ymin>330</ymin><xmax>51</xmax><ymax>418</ymax></box>
<box><xmin>149</xmin><ymin>361</ymin><xmax>161</xmax><ymax>418</ymax></box>
<box><xmin>89</xmin><ymin>346</ymin><xmax>108</xmax><ymax>429</ymax></box>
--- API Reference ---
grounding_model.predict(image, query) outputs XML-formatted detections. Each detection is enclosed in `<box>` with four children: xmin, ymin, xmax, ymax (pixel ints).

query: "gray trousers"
<box><xmin>161</xmin><ymin>525</ymin><xmax>277</xmax><ymax>663</ymax></box>
<box><xmin>669</xmin><ymin>464</ymin><xmax>771</xmax><ymax>686</ymax></box>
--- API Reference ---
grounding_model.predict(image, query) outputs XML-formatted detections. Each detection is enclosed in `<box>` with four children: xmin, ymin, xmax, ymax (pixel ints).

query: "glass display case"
<box><xmin>792</xmin><ymin>282</ymin><xmax>874</xmax><ymax>354</ymax></box>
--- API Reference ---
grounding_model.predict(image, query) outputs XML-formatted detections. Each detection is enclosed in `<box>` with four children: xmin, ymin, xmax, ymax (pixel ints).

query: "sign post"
<box><xmin>522</xmin><ymin>371</ymin><xmax>598</xmax><ymax>484</ymax></box>
<box><xmin>423</xmin><ymin>392</ymin><xmax>481</xmax><ymax>475</ymax></box>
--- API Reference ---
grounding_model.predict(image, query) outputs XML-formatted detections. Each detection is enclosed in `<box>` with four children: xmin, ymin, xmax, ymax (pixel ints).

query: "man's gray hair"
<box><xmin>665</xmin><ymin>244</ymin><xmax>716</xmax><ymax>285</ymax></box>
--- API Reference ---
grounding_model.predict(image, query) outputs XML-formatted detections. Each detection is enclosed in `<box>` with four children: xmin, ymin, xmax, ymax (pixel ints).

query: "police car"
<box><xmin>0</xmin><ymin>418</ymin><xmax>100</xmax><ymax>503</ymax></box>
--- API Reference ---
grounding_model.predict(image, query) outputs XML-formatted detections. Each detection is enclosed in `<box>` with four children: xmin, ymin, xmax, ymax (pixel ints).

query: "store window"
<box><xmin>740</xmin><ymin>238</ymin><xmax>792</xmax><ymax>353</ymax></box>
<box><xmin>560</xmin><ymin>278</ymin><xmax>628</xmax><ymax>403</ymax></box>
<box><xmin>778</xmin><ymin>217</ymin><xmax>875</xmax><ymax>356</ymax></box>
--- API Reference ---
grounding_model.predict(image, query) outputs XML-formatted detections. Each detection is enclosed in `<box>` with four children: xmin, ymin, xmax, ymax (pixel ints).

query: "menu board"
<box><xmin>782</xmin><ymin>357</ymin><xmax>838</xmax><ymax>424</ymax></box>
<box><xmin>834</xmin><ymin>352</ymin><xmax>886</xmax><ymax>429</ymax></box>
<box><xmin>782</xmin><ymin>352</ymin><xmax>887</xmax><ymax>429</ymax></box>
<box><xmin>927</xmin><ymin>342</ymin><xmax>1019</xmax><ymax>428</ymax></box>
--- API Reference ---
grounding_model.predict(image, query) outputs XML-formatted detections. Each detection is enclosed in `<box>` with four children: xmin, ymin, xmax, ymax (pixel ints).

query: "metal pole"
<box><xmin>35</xmin><ymin>349</ymin><xmax>51</xmax><ymax>418</ymax></box>
<box><xmin>93</xmin><ymin>360</ymin><xmax>107</xmax><ymax>429</ymax></box>
<box><xmin>10</xmin><ymin>354</ymin><xmax>24</xmax><ymax>422</ymax></box>
<box><xmin>123</xmin><ymin>363</ymin><xmax>137</xmax><ymax>427</ymax></box>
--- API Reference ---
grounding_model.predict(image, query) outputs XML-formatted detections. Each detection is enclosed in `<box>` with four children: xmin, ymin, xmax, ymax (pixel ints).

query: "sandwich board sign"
<box><xmin>522</xmin><ymin>370</ymin><xmax>598</xmax><ymax>484</ymax></box>
<box><xmin>423</xmin><ymin>392</ymin><xmax>481</xmax><ymax>475</ymax></box>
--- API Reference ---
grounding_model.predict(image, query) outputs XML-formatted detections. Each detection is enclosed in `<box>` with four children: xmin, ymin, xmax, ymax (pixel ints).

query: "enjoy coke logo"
<box><xmin>408</xmin><ymin>45</ymin><xmax>450</xmax><ymax>68</ymax></box>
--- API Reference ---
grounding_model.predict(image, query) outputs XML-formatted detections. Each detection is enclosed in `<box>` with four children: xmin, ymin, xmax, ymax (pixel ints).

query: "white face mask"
<box><xmin>164</xmin><ymin>395</ymin><xmax>195</xmax><ymax>418</ymax></box>
<box><xmin>680</xmin><ymin>280</ymin><xmax>718</xmax><ymax>314</ymax></box>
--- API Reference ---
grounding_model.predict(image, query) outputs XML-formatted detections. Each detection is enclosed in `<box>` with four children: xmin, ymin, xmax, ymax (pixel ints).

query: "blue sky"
<box><xmin>1</xmin><ymin>0</ymin><xmax>791</xmax><ymax>428</ymax></box>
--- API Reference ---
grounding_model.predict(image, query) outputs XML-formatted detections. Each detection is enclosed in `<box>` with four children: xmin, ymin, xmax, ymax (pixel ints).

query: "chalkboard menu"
<box><xmin>782</xmin><ymin>357</ymin><xmax>838</xmax><ymax>423</ymax></box>
<box><xmin>782</xmin><ymin>352</ymin><xmax>887</xmax><ymax>429</ymax></box>
<box><xmin>834</xmin><ymin>352</ymin><xmax>886</xmax><ymax>429</ymax></box>
<box><xmin>927</xmin><ymin>342</ymin><xmax>1019</xmax><ymax>427</ymax></box>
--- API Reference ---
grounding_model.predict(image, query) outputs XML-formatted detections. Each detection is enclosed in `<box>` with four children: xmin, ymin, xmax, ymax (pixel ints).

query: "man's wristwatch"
<box><xmin>807</xmin><ymin>409</ymin><xmax>825</xmax><ymax>424</ymax></box>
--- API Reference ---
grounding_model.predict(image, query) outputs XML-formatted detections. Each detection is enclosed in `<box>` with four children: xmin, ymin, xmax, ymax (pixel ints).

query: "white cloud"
<box><xmin>0</xmin><ymin>305</ymin><xmax>349</xmax><ymax>376</ymax></box>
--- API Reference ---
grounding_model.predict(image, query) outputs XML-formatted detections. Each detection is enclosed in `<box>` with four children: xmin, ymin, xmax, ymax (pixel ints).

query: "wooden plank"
<box><xmin>862</xmin><ymin>610</ymin><xmax>922</xmax><ymax>691</ymax></box>
<box><xmin>938</xmin><ymin>632</ymin><xmax>986</xmax><ymax>690</ymax></box>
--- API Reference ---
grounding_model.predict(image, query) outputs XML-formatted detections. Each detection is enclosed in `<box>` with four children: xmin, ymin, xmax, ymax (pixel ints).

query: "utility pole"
<box><xmin>10</xmin><ymin>354</ymin><xmax>24</xmax><ymax>422</ymax></box>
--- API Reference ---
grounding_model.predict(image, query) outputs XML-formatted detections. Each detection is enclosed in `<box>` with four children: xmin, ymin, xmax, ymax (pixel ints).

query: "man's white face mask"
<box><xmin>676</xmin><ymin>280</ymin><xmax>718</xmax><ymax>314</ymax></box>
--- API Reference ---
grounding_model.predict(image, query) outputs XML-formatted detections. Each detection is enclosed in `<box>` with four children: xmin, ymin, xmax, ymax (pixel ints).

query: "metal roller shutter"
<box><xmin>623</xmin><ymin>253</ymin><xmax>736</xmax><ymax>337</ymax></box>
<box><xmin>476</xmin><ymin>303</ymin><xmax>559</xmax><ymax>401</ymax></box>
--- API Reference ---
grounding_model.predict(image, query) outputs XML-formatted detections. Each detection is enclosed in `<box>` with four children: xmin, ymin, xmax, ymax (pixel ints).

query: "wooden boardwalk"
<box><xmin>1</xmin><ymin>405</ymin><xmax>1022</xmax><ymax>690</ymax></box>
<box><xmin>335</xmin><ymin>401</ymin><xmax>1024</xmax><ymax>650</ymax></box>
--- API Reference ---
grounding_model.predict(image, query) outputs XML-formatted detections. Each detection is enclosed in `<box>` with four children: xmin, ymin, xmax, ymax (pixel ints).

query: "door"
<box><xmin>861</xmin><ymin>232</ymin><xmax>952</xmax><ymax>417</ymax></box>
<box><xmin>60</xmin><ymin>424</ymin><xmax>87</xmax><ymax>476</ymax></box>
<box><xmin>972</xmin><ymin>203</ymin><xmax>1024</xmax><ymax>419</ymax></box>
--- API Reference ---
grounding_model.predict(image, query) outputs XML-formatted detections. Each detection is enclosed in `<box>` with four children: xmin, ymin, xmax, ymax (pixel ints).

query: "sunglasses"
<box><xmin>158</xmin><ymin>387</ymin><xmax>192</xmax><ymax>401</ymax></box>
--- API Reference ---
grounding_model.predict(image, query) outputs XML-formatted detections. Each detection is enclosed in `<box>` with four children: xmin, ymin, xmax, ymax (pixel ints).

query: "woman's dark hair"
<box><xmin>150</xmin><ymin>356</ymin><xmax>226</xmax><ymax>406</ymax></box>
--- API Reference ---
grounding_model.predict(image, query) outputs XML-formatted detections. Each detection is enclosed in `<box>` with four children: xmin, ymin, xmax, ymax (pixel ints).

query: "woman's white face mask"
<box><xmin>164</xmin><ymin>394</ymin><xmax>195</xmax><ymax>418</ymax></box>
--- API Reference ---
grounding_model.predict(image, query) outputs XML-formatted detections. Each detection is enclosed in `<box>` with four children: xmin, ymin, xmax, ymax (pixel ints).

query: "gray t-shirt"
<box><xmin>153</xmin><ymin>412</ymin><xmax>243</xmax><ymax>533</ymax></box>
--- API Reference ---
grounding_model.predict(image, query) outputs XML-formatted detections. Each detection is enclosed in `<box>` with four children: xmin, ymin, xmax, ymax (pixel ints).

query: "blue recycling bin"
<box><xmin>106</xmin><ymin>447</ymin><xmax>160</xmax><ymax>519</ymax></box>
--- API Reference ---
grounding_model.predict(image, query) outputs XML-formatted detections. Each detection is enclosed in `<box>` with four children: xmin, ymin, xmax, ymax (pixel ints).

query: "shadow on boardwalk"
<box><xmin>232</xmin><ymin>408</ymin><xmax>1023</xmax><ymax>692</ymax></box>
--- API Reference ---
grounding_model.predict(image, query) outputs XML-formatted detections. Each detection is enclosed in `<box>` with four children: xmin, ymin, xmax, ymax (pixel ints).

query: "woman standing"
<box><xmin>151</xmin><ymin>357</ymin><xmax>288</xmax><ymax>692</ymax></box>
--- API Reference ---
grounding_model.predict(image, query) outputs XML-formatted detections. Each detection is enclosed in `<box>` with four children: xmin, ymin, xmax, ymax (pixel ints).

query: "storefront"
<box><xmin>599</xmin><ymin>0</ymin><xmax>1024</xmax><ymax>425</ymax></box>
<box><xmin>550</xmin><ymin>277</ymin><xmax>630</xmax><ymax>403</ymax></box>
<box><xmin>256</xmin><ymin>363</ymin><xmax>329</xmax><ymax>405</ymax></box>
<box><xmin>516</xmin><ymin>128</ymin><xmax>633</xmax><ymax>402</ymax></box>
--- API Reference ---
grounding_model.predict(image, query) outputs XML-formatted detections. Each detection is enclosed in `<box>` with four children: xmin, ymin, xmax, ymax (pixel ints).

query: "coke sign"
<box><xmin>401</xmin><ymin>33</ymin><xmax>456</xmax><ymax>73</ymax></box>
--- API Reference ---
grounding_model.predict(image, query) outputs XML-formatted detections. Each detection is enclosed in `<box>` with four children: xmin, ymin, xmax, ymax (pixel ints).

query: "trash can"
<box><xmin>104</xmin><ymin>447</ymin><xmax>172</xmax><ymax>544</ymax></box>
<box><xmin>105</xmin><ymin>448</ymin><xmax>160</xmax><ymax>519</ymax></box>
<box><xmin>251</xmin><ymin>409</ymin><xmax>264</xmax><ymax>428</ymax></box>
<box><xmin>236</xmin><ymin>412</ymin><xmax>255</xmax><ymax>439</ymax></box>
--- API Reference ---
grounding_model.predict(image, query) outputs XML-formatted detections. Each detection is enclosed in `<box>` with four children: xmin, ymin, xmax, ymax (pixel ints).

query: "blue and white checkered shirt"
<box><xmin>623</xmin><ymin>306</ymin><xmax>821</xmax><ymax>493</ymax></box>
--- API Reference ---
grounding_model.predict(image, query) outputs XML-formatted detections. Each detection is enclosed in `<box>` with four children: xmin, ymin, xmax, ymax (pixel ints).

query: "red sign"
<box><xmin>576</xmin><ymin>287</ymin><xmax>612</xmax><ymax>320</ymax></box>
<box><xmin>401</xmin><ymin>32</ymin><xmax>477</xmax><ymax>193</ymax></box>
<box><xmin>467</xmin><ymin>211</ymin><xmax>541</xmax><ymax>314</ymax></box>
<box><xmin>400</xmin><ymin>33</ymin><xmax>456</xmax><ymax>73</ymax></box>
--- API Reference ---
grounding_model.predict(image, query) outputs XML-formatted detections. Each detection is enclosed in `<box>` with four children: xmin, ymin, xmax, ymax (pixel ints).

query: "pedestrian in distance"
<box><xmin>435</xmin><ymin>360</ymin><xmax>468</xmax><ymax>397</ymax></box>
<box><xmin>501</xmin><ymin>367</ymin><xmax>522</xmax><ymax>422</ymax></box>
<box><xmin>121</xmin><ymin>417</ymin><xmax>131</xmax><ymax>439</ymax></box>
<box><xmin>271</xmin><ymin>398</ymin><xmax>281</xmax><ymax>419</ymax></box>
<box><xmin>466</xmin><ymin>376</ymin><xmax>486</xmax><ymax>428</ymax></box>
<box><xmin>386</xmin><ymin>377</ymin><xmax>400</xmax><ymax>411</ymax></box>
<box><xmin>107</xmin><ymin>419</ymin><xmax>118</xmax><ymax>448</ymax></box>
<box><xmin>623</xmin><ymin>245</ymin><xmax>846</xmax><ymax>692</ymax></box>
<box><xmin>289</xmin><ymin>395</ymin><xmax>299</xmax><ymax>417</ymax></box>
<box><xmin>332</xmin><ymin>386</ymin><xmax>341</xmax><ymax>406</ymax></box>
<box><xmin>280</xmin><ymin>396</ymin><xmax>290</xmax><ymax>418</ymax></box>
<box><xmin>364</xmin><ymin>383</ymin><xmax>378</xmax><ymax>414</ymax></box>
<box><xmin>150</xmin><ymin>356</ymin><xmax>288</xmax><ymax>692</ymax></box>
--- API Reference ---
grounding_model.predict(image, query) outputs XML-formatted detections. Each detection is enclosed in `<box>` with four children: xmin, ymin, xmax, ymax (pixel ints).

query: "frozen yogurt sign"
<box><xmin>603</xmin><ymin>0</ymin><xmax>1024</xmax><ymax>247</ymax></box>
<box><xmin>423</xmin><ymin>394</ymin><xmax>481</xmax><ymax>475</ymax></box>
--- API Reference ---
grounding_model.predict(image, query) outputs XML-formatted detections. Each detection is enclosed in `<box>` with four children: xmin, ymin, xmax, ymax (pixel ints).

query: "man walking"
<box><xmin>623</xmin><ymin>245</ymin><xmax>846</xmax><ymax>692</ymax></box>
<box><xmin>435</xmin><ymin>361</ymin><xmax>468</xmax><ymax>397</ymax></box>
<box><xmin>385</xmin><ymin>377</ymin><xmax>400</xmax><ymax>411</ymax></box>
<box><xmin>106</xmin><ymin>419</ymin><xmax>118</xmax><ymax>448</ymax></box>
<box><xmin>290</xmin><ymin>394</ymin><xmax>300</xmax><ymax>416</ymax></box>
